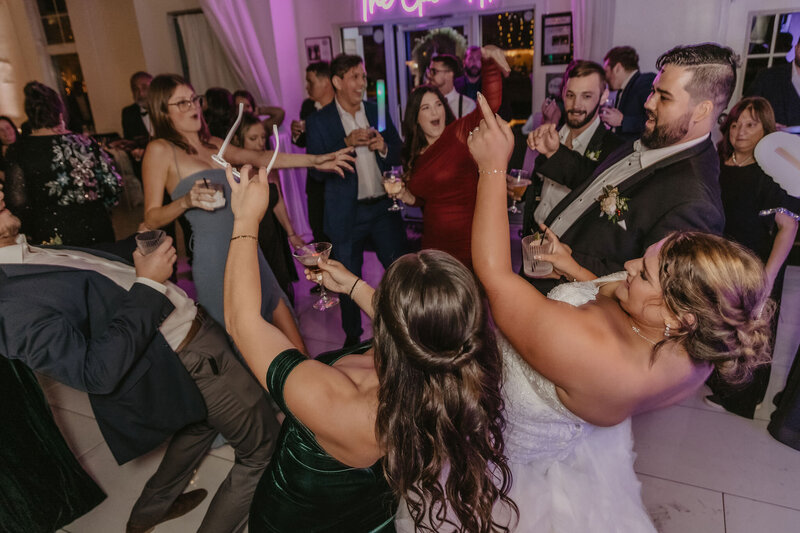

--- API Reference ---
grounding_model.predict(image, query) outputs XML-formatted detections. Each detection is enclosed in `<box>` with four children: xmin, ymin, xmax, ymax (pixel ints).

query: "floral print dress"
<box><xmin>6</xmin><ymin>133</ymin><xmax>122</xmax><ymax>246</ymax></box>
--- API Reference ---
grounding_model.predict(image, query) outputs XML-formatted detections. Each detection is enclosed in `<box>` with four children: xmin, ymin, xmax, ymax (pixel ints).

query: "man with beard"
<box><xmin>600</xmin><ymin>46</ymin><xmax>657</xmax><ymax>142</ymax></box>
<box><xmin>525</xmin><ymin>43</ymin><xmax>734</xmax><ymax>294</ymax></box>
<box><xmin>523</xmin><ymin>60</ymin><xmax>623</xmax><ymax>234</ymax></box>
<box><xmin>745</xmin><ymin>37</ymin><xmax>800</xmax><ymax>127</ymax></box>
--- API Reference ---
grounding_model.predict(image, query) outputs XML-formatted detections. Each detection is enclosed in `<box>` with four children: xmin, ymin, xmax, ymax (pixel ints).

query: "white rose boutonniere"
<box><xmin>597</xmin><ymin>185</ymin><xmax>629</xmax><ymax>223</ymax></box>
<box><xmin>585</xmin><ymin>149</ymin><xmax>601</xmax><ymax>162</ymax></box>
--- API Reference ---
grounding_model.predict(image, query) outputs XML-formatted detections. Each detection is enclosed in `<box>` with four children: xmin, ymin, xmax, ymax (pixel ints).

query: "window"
<box><xmin>37</xmin><ymin>0</ymin><xmax>73</xmax><ymax>45</ymax></box>
<box><xmin>742</xmin><ymin>11</ymin><xmax>800</xmax><ymax>93</ymax></box>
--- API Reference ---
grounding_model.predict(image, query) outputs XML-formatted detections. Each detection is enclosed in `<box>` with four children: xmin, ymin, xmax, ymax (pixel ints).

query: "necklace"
<box><xmin>731</xmin><ymin>153</ymin><xmax>753</xmax><ymax>167</ymax></box>
<box><xmin>630</xmin><ymin>323</ymin><xmax>657</xmax><ymax>345</ymax></box>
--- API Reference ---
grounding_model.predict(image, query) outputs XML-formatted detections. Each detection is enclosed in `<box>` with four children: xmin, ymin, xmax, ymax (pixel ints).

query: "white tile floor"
<box><xmin>42</xmin><ymin>211</ymin><xmax>800</xmax><ymax>532</ymax></box>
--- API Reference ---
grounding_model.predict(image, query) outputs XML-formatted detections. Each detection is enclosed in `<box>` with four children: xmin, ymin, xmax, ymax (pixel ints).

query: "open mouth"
<box><xmin>430</xmin><ymin>119</ymin><xmax>441</xmax><ymax>127</ymax></box>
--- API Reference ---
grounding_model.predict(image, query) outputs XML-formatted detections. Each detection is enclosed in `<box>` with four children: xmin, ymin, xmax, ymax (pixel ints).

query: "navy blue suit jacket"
<box><xmin>745</xmin><ymin>62</ymin><xmax>800</xmax><ymax>127</ymax></box>
<box><xmin>615</xmin><ymin>71</ymin><xmax>656</xmax><ymax>141</ymax></box>
<box><xmin>305</xmin><ymin>100</ymin><xmax>402</xmax><ymax>242</ymax></box>
<box><xmin>0</xmin><ymin>247</ymin><xmax>206</xmax><ymax>464</ymax></box>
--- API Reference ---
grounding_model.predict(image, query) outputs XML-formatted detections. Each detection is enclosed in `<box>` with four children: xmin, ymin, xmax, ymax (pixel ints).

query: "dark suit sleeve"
<box><xmin>535</xmin><ymin>145</ymin><xmax>599</xmax><ymax>189</ymax></box>
<box><xmin>0</xmin><ymin>283</ymin><xmax>175</xmax><ymax>395</ymax></box>
<box><xmin>121</xmin><ymin>106</ymin><xmax>135</xmax><ymax>141</ymax></box>
<box><xmin>305</xmin><ymin>113</ymin><xmax>326</xmax><ymax>182</ymax></box>
<box><xmin>644</xmin><ymin>198</ymin><xmax>725</xmax><ymax>252</ymax></box>
<box><xmin>293</xmin><ymin>99</ymin><xmax>318</xmax><ymax>148</ymax></box>
<box><xmin>620</xmin><ymin>74</ymin><xmax>654</xmax><ymax>136</ymax></box>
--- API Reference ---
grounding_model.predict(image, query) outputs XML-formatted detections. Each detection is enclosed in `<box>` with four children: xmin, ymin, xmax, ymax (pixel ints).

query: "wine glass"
<box><xmin>507</xmin><ymin>169</ymin><xmax>532</xmax><ymax>214</ymax></box>
<box><xmin>382</xmin><ymin>167</ymin><xmax>404</xmax><ymax>212</ymax></box>
<box><xmin>292</xmin><ymin>242</ymin><xmax>339</xmax><ymax>311</ymax></box>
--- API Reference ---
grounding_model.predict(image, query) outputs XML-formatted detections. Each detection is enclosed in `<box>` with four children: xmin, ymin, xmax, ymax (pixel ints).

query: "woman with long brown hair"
<box><xmin>467</xmin><ymin>94</ymin><xmax>773</xmax><ymax>531</ymax></box>
<box><xmin>223</xmin><ymin>165</ymin><xmax>516</xmax><ymax>532</ymax></box>
<box><xmin>141</xmin><ymin>74</ymin><xmax>352</xmax><ymax>348</ymax></box>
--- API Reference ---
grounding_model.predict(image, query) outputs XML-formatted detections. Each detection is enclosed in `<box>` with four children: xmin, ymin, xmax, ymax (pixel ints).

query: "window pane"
<box><xmin>37</xmin><ymin>0</ymin><xmax>57</xmax><ymax>16</ymax></box>
<box><xmin>748</xmin><ymin>15</ymin><xmax>774</xmax><ymax>55</ymax></box>
<box><xmin>60</xmin><ymin>15</ymin><xmax>74</xmax><ymax>43</ymax></box>
<box><xmin>55</xmin><ymin>0</ymin><xmax>67</xmax><ymax>13</ymax></box>
<box><xmin>743</xmin><ymin>57</ymin><xmax>769</xmax><ymax>92</ymax></box>
<box><xmin>41</xmin><ymin>15</ymin><xmax>63</xmax><ymax>45</ymax></box>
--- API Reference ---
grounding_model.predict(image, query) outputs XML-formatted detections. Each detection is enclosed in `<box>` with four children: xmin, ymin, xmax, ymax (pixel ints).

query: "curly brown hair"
<box><xmin>657</xmin><ymin>232</ymin><xmax>774</xmax><ymax>386</ymax></box>
<box><xmin>372</xmin><ymin>250</ymin><xmax>517</xmax><ymax>532</ymax></box>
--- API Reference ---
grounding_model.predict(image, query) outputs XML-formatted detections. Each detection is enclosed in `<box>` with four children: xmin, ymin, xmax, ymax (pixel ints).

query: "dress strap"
<box><xmin>266</xmin><ymin>349</ymin><xmax>308</xmax><ymax>414</ymax></box>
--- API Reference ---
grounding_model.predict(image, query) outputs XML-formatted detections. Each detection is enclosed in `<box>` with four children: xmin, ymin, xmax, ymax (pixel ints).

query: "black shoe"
<box><xmin>126</xmin><ymin>489</ymin><xmax>208</xmax><ymax>533</ymax></box>
<box><xmin>343</xmin><ymin>335</ymin><xmax>361</xmax><ymax>348</ymax></box>
<box><xmin>310</xmin><ymin>284</ymin><xmax>322</xmax><ymax>294</ymax></box>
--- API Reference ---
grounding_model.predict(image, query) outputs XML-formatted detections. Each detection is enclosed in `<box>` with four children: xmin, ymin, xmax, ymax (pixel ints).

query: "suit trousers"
<box><xmin>127</xmin><ymin>312</ymin><xmax>279</xmax><ymax>533</ymax></box>
<box><xmin>333</xmin><ymin>198</ymin><xmax>406</xmax><ymax>339</ymax></box>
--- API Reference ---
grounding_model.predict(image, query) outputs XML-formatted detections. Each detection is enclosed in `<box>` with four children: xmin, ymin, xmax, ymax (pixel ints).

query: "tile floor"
<box><xmin>41</xmin><ymin>207</ymin><xmax>800</xmax><ymax>532</ymax></box>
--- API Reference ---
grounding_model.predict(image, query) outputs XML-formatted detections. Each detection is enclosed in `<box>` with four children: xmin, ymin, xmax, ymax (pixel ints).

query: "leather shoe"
<box><xmin>126</xmin><ymin>488</ymin><xmax>208</xmax><ymax>533</ymax></box>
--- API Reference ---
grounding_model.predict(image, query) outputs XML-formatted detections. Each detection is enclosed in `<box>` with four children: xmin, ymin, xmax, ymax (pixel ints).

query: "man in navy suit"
<box><xmin>0</xmin><ymin>189</ymin><xmax>279</xmax><ymax>533</ymax></box>
<box><xmin>600</xmin><ymin>46</ymin><xmax>657</xmax><ymax>142</ymax></box>
<box><xmin>306</xmin><ymin>54</ymin><xmax>407</xmax><ymax>346</ymax></box>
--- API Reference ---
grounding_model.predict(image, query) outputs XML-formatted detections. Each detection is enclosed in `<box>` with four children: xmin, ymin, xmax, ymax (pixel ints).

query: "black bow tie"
<box><xmin>140</xmin><ymin>110</ymin><xmax>148</xmax><ymax>116</ymax></box>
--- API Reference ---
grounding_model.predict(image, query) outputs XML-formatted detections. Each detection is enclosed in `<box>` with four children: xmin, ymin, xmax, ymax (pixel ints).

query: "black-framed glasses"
<box><xmin>168</xmin><ymin>95</ymin><xmax>203</xmax><ymax>112</ymax></box>
<box><xmin>426</xmin><ymin>67</ymin><xmax>451</xmax><ymax>76</ymax></box>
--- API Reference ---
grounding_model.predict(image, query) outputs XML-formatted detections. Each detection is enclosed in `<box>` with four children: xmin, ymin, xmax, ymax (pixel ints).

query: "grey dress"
<box><xmin>170</xmin><ymin>167</ymin><xmax>282</xmax><ymax>325</ymax></box>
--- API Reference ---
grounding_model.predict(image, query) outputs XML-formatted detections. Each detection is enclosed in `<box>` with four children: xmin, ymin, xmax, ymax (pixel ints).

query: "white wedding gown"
<box><xmin>395</xmin><ymin>273</ymin><xmax>656</xmax><ymax>532</ymax></box>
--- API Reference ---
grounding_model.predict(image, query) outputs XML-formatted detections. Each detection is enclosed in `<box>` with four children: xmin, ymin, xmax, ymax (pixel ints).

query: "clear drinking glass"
<box><xmin>135</xmin><ymin>230</ymin><xmax>166</xmax><ymax>255</ymax></box>
<box><xmin>292</xmin><ymin>242</ymin><xmax>339</xmax><ymax>311</ymax></box>
<box><xmin>507</xmin><ymin>169</ymin><xmax>532</xmax><ymax>214</ymax></box>
<box><xmin>382</xmin><ymin>167</ymin><xmax>404</xmax><ymax>212</ymax></box>
<box><xmin>521</xmin><ymin>234</ymin><xmax>554</xmax><ymax>277</ymax></box>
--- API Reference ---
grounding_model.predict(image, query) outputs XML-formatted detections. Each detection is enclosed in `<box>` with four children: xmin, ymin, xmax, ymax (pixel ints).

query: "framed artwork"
<box><xmin>545</xmin><ymin>72</ymin><xmax>565</xmax><ymax>98</ymax></box>
<box><xmin>305</xmin><ymin>36</ymin><xmax>333</xmax><ymax>63</ymax></box>
<box><xmin>541</xmin><ymin>12</ymin><xmax>573</xmax><ymax>65</ymax></box>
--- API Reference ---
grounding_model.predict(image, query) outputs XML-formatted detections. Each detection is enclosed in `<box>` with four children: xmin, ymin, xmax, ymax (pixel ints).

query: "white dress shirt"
<box><xmin>334</xmin><ymin>98</ymin><xmax>385</xmax><ymax>199</ymax></box>
<box><xmin>139</xmin><ymin>105</ymin><xmax>154</xmax><ymax>137</ymax></box>
<box><xmin>534</xmin><ymin>117</ymin><xmax>603</xmax><ymax>224</ymax></box>
<box><xmin>548</xmin><ymin>134</ymin><xmax>709</xmax><ymax>236</ymax></box>
<box><xmin>0</xmin><ymin>235</ymin><xmax>196</xmax><ymax>351</ymax></box>
<box><xmin>444</xmin><ymin>88</ymin><xmax>476</xmax><ymax>118</ymax></box>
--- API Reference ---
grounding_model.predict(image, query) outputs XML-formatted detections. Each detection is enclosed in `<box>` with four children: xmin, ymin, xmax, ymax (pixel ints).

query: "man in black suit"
<box><xmin>527</xmin><ymin>43</ymin><xmax>737</xmax><ymax>294</ymax></box>
<box><xmin>121</xmin><ymin>71</ymin><xmax>153</xmax><ymax>159</ymax></box>
<box><xmin>745</xmin><ymin>38</ymin><xmax>800</xmax><ymax>127</ymax></box>
<box><xmin>0</xmin><ymin>190</ymin><xmax>279</xmax><ymax>533</ymax></box>
<box><xmin>291</xmin><ymin>61</ymin><xmax>335</xmax><ymax>244</ymax></box>
<box><xmin>522</xmin><ymin>60</ymin><xmax>623</xmax><ymax>237</ymax></box>
<box><xmin>600</xmin><ymin>46</ymin><xmax>657</xmax><ymax>142</ymax></box>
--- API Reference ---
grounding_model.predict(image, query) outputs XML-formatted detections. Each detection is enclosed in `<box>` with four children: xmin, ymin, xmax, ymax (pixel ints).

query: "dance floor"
<box><xmin>40</xmin><ymin>203</ymin><xmax>800</xmax><ymax>532</ymax></box>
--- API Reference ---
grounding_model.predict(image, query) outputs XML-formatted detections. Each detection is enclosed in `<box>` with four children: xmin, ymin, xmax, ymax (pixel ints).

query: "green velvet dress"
<box><xmin>249</xmin><ymin>345</ymin><xmax>397</xmax><ymax>532</ymax></box>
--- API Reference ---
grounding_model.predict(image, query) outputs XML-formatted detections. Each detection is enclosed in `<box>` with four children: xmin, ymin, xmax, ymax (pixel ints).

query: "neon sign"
<box><xmin>362</xmin><ymin>0</ymin><xmax>494</xmax><ymax>23</ymax></box>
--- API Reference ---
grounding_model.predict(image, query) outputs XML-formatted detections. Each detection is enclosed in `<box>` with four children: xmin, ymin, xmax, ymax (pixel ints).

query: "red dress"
<box><xmin>407</xmin><ymin>59</ymin><xmax>503</xmax><ymax>269</ymax></box>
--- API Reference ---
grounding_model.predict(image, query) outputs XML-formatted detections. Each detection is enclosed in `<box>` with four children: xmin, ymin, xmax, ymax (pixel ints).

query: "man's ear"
<box><xmin>692</xmin><ymin>100</ymin><xmax>714</xmax><ymax>124</ymax></box>
<box><xmin>332</xmin><ymin>76</ymin><xmax>342</xmax><ymax>93</ymax></box>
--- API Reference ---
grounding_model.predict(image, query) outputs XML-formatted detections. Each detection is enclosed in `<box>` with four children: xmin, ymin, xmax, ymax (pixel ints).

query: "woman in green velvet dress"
<box><xmin>224</xmin><ymin>165</ymin><xmax>518</xmax><ymax>533</ymax></box>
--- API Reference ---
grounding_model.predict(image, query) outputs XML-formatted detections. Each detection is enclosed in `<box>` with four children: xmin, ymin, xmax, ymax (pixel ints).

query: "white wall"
<box><xmin>132</xmin><ymin>0</ymin><xmax>200</xmax><ymax>77</ymax></box>
<box><xmin>67</xmin><ymin>0</ymin><xmax>148</xmax><ymax>134</ymax></box>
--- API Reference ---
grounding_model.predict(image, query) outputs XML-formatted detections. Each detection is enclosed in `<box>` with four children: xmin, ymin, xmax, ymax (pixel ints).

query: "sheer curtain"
<box><xmin>174</xmin><ymin>13</ymin><xmax>244</xmax><ymax>95</ymax></box>
<box><xmin>571</xmin><ymin>0</ymin><xmax>617</xmax><ymax>63</ymax></box>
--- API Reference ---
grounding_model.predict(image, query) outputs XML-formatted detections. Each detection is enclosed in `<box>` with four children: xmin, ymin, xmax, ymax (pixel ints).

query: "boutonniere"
<box><xmin>597</xmin><ymin>185</ymin><xmax>629</xmax><ymax>223</ymax></box>
<box><xmin>585</xmin><ymin>149</ymin><xmax>601</xmax><ymax>162</ymax></box>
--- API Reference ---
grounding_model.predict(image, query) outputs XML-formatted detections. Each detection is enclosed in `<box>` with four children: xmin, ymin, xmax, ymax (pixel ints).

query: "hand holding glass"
<box><xmin>382</xmin><ymin>167</ymin><xmax>404</xmax><ymax>212</ymax></box>
<box><xmin>135</xmin><ymin>230</ymin><xmax>167</xmax><ymax>255</ymax></box>
<box><xmin>522</xmin><ymin>234</ymin><xmax>554</xmax><ymax>277</ymax></box>
<box><xmin>507</xmin><ymin>169</ymin><xmax>531</xmax><ymax>214</ymax></box>
<box><xmin>293</xmin><ymin>242</ymin><xmax>339</xmax><ymax>310</ymax></box>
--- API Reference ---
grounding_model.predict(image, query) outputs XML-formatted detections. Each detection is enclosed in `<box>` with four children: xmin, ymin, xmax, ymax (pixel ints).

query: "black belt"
<box><xmin>357</xmin><ymin>195</ymin><xmax>387</xmax><ymax>206</ymax></box>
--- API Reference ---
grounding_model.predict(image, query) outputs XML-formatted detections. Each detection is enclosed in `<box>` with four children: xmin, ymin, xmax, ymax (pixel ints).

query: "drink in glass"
<box><xmin>507</xmin><ymin>169</ymin><xmax>532</xmax><ymax>214</ymax></box>
<box><xmin>292</xmin><ymin>242</ymin><xmax>339</xmax><ymax>310</ymax></box>
<box><xmin>135</xmin><ymin>230</ymin><xmax>166</xmax><ymax>255</ymax></box>
<box><xmin>521</xmin><ymin>234</ymin><xmax>554</xmax><ymax>277</ymax></box>
<box><xmin>382</xmin><ymin>167</ymin><xmax>404</xmax><ymax>212</ymax></box>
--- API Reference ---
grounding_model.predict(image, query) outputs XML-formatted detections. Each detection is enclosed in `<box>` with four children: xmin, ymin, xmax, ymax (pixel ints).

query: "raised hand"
<box><xmin>305</xmin><ymin>258</ymin><xmax>359</xmax><ymax>294</ymax></box>
<box><xmin>599</xmin><ymin>107</ymin><xmax>623</xmax><ymax>128</ymax></box>
<box><xmin>367</xmin><ymin>129</ymin><xmax>386</xmax><ymax>153</ymax></box>
<box><xmin>466</xmin><ymin>92</ymin><xmax>515</xmax><ymax>172</ymax></box>
<box><xmin>291</xmin><ymin>120</ymin><xmax>305</xmax><ymax>138</ymax></box>
<box><xmin>480</xmin><ymin>44</ymin><xmax>511</xmax><ymax>76</ymax></box>
<box><xmin>527</xmin><ymin>123</ymin><xmax>560</xmax><ymax>158</ymax></box>
<box><xmin>227</xmin><ymin>164</ymin><xmax>270</xmax><ymax>225</ymax></box>
<box><xmin>133</xmin><ymin>236</ymin><xmax>176</xmax><ymax>284</ymax></box>
<box><xmin>313</xmin><ymin>147</ymin><xmax>355</xmax><ymax>177</ymax></box>
<box><xmin>533</xmin><ymin>224</ymin><xmax>592</xmax><ymax>281</ymax></box>
<box><xmin>541</xmin><ymin>98</ymin><xmax>561</xmax><ymax>125</ymax></box>
<box><xmin>345</xmin><ymin>128</ymin><xmax>371</xmax><ymax>148</ymax></box>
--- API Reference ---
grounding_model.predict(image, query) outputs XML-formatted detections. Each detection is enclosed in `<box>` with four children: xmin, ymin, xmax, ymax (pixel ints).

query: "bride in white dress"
<box><xmin>452</xmin><ymin>94</ymin><xmax>774</xmax><ymax>532</ymax></box>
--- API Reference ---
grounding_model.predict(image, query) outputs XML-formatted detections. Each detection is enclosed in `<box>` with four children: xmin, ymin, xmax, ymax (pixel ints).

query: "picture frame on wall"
<box><xmin>545</xmin><ymin>72</ymin><xmax>565</xmax><ymax>99</ymax></box>
<box><xmin>541</xmin><ymin>12</ymin><xmax>573</xmax><ymax>65</ymax></box>
<box><xmin>305</xmin><ymin>36</ymin><xmax>333</xmax><ymax>63</ymax></box>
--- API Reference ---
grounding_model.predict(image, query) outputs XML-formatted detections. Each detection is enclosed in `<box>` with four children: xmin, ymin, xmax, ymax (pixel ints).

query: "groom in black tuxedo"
<box><xmin>0</xmin><ymin>189</ymin><xmax>279</xmax><ymax>533</ymax></box>
<box><xmin>528</xmin><ymin>43</ymin><xmax>737</xmax><ymax>294</ymax></box>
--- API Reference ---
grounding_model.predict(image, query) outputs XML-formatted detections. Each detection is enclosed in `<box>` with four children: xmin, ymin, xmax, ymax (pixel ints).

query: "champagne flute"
<box><xmin>507</xmin><ymin>169</ymin><xmax>532</xmax><ymax>214</ymax></box>
<box><xmin>382</xmin><ymin>167</ymin><xmax>404</xmax><ymax>212</ymax></box>
<box><xmin>292</xmin><ymin>242</ymin><xmax>339</xmax><ymax>311</ymax></box>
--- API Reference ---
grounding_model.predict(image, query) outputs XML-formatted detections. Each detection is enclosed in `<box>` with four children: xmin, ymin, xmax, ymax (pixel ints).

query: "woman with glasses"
<box><xmin>394</xmin><ymin>46</ymin><xmax>508</xmax><ymax>269</ymax></box>
<box><xmin>141</xmin><ymin>74</ymin><xmax>353</xmax><ymax>350</ymax></box>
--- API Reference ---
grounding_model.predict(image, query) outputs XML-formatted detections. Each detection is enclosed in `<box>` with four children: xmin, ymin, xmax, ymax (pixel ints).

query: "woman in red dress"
<box><xmin>396</xmin><ymin>45</ymin><xmax>508</xmax><ymax>268</ymax></box>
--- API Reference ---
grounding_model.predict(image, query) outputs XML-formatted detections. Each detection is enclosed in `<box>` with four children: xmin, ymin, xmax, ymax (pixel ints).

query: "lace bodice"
<box><xmin>501</xmin><ymin>272</ymin><xmax>626</xmax><ymax>464</ymax></box>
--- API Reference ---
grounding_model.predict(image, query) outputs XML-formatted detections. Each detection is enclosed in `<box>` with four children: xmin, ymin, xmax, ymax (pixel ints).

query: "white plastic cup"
<box><xmin>522</xmin><ymin>234</ymin><xmax>554</xmax><ymax>278</ymax></box>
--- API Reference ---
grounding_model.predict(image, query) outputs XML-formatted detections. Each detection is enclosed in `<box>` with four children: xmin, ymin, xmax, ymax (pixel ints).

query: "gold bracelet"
<box><xmin>478</xmin><ymin>168</ymin><xmax>506</xmax><ymax>175</ymax></box>
<box><xmin>230</xmin><ymin>234</ymin><xmax>258</xmax><ymax>242</ymax></box>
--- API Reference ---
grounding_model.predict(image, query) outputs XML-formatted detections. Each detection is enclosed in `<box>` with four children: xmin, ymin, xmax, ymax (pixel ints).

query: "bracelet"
<box><xmin>348</xmin><ymin>277</ymin><xmax>361</xmax><ymax>299</ymax></box>
<box><xmin>478</xmin><ymin>168</ymin><xmax>506</xmax><ymax>175</ymax></box>
<box><xmin>230</xmin><ymin>234</ymin><xmax>258</xmax><ymax>242</ymax></box>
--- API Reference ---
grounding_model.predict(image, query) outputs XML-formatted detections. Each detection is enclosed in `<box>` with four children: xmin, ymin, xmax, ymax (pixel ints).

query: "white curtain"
<box><xmin>571</xmin><ymin>0</ymin><xmax>617</xmax><ymax>63</ymax></box>
<box><xmin>198</xmin><ymin>0</ymin><xmax>279</xmax><ymax>106</ymax></box>
<box><xmin>273</xmin><ymin>132</ymin><xmax>312</xmax><ymax>239</ymax></box>
<box><xmin>175</xmin><ymin>13</ymin><xmax>244</xmax><ymax>95</ymax></box>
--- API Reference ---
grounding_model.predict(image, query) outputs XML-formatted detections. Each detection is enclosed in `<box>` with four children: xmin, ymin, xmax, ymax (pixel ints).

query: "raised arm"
<box><xmin>455</xmin><ymin>46</ymin><xmax>508</xmax><ymax>140</ymax></box>
<box><xmin>220</xmin><ymin>142</ymin><xmax>354</xmax><ymax>177</ymax></box>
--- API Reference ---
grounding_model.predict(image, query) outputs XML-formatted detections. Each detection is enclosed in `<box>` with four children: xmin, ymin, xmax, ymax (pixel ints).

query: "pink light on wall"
<box><xmin>362</xmin><ymin>0</ymin><xmax>493</xmax><ymax>23</ymax></box>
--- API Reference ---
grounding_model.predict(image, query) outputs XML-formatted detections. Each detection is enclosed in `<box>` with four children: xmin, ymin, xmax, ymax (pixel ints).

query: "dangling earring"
<box><xmin>664</xmin><ymin>323</ymin><xmax>671</xmax><ymax>337</ymax></box>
